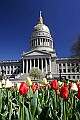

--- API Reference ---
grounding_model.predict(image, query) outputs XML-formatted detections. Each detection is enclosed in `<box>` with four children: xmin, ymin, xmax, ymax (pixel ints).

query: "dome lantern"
<box><xmin>38</xmin><ymin>11</ymin><xmax>43</xmax><ymax>24</ymax></box>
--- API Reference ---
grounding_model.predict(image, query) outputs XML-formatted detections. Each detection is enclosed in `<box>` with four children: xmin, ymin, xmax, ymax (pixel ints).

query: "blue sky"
<box><xmin>0</xmin><ymin>0</ymin><xmax>80</xmax><ymax>60</ymax></box>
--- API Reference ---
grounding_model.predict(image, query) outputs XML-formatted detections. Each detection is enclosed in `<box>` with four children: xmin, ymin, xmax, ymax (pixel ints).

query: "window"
<box><xmin>11</xmin><ymin>71</ymin><xmax>13</xmax><ymax>74</ymax></box>
<box><xmin>18</xmin><ymin>66</ymin><xmax>20</xmax><ymax>68</ymax></box>
<box><xmin>63</xmin><ymin>69</ymin><xmax>66</xmax><ymax>73</ymax></box>
<box><xmin>67</xmin><ymin>63</ymin><xmax>70</xmax><ymax>66</ymax></box>
<box><xmin>68</xmin><ymin>69</ymin><xmax>70</xmax><ymax>73</ymax></box>
<box><xmin>77</xmin><ymin>76</ymin><xmax>79</xmax><ymax>79</ymax></box>
<box><xmin>72</xmin><ymin>69</ymin><xmax>75</xmax><ymax>73</ymax></box>
<box><xmin>18</xmin><ymin>70</ymin><xmax>20</xmax><ymax>74</ymax></box>
<box><xmin>71</xmin><ymin>63</ymin><xmax>74</xmax><ymax>66</ymax></box>
<box><xmin>63</xmin><ymin>64</ymin><xmax>65</xmax><ymax>66</ymax></box>
<box><xmin>68</xmin><ymin>76</ymin><xmax>70</xmax><ymax>79</ymax></box>
<box><xmin>8</xmin><ymin>71</ymin><xmax>9</xmax><ymax>74</ymax></box>
<box><xmin>77</xmin><ymin>68</ymin><xmax>79</xmax><ymax>72</ymax></box>
<box><xmin>59</xmin><ymin>69</ymin><xmax>62</xmax><ymax>73</ymax></box>
<box><xmin>73</xmin><ymin>76</ymin><xmax>75</xmax><ymax>79</ymax></box>
<box><xmin>59</xmin><ymin>64</ymin><xmax>61</xmax><ymax>67</ymax></box>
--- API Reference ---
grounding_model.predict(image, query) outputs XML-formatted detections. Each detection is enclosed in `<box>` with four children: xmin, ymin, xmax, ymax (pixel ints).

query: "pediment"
<box><xmin>22</xmin><ymin>50</ymin><xmax>50</xmax><ymax>57</ymax></box>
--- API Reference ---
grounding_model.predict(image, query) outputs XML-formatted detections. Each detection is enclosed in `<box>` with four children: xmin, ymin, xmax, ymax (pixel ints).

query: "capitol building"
<box><xmin>0</xmin><ymin>12</ymin><xmax>80</xmax><ymax>81</ymax></box>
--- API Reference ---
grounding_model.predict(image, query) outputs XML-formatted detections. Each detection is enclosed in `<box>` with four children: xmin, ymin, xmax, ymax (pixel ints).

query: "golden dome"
<box><xmin>34</xmin><ymin>11</ymin><xmax>50</xmax><ymax>33</ymax></box>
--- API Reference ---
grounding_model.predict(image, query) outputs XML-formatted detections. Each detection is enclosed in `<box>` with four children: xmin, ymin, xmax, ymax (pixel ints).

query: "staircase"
<box><xmin>16</xmin><ymin>73</ymin><xmax>29</xmax><ymax>80</ymax></box>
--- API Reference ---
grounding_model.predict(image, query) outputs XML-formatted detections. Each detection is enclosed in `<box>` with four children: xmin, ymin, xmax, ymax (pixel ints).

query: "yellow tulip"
<box><xmin>26</xmin><ymin>77</ymin><xmax>32</xmax><ymax>86</ymax></box>
<box><xmin>42</xmin><ymin>78</ymin><xmax>48</xmax><ymax>85</ymax></box>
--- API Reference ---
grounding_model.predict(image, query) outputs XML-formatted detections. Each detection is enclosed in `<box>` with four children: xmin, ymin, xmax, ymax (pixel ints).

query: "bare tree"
<box><xmin>71</xmin><ymin>35</ymin><xmax>80</xmax><ymax>58</ymax></box>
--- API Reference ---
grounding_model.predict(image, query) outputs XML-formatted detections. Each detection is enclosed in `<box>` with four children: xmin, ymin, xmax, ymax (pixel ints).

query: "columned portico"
<box><xmin>22</xmin><ymin>57</ymin><xmax>52</xmax><ymax>74</ymax></box>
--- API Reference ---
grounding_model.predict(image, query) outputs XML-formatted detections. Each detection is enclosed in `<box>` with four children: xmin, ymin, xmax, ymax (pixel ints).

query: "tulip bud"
<box><xmin>5</xmin><ymin>79</ymin><xmax>12</xmax><ymax>88</ymax></box>
<box><xmin>2</xmin><ymin>79</ymin><xmax>5</xmax><ymax>85</ymax></box>
<box><xmin>42</xmin><ymin>78</ymin><xmax>48</xmax><ymax>85</ymax></box>
<box><xmin>16</xmin><ymin>82</ymin><xmax>21</xmax><ymax>91</ymax></box>
<box><xmin>26</xmin><ymin>77</ymin><xmax>32</xmax><ymax>86</ymax></box>
<box><xmin>58</xmin><ymin>81</ymin><xmax>64</xmax><ymax>86</ymax></box>
<box><xmin>71</xmin><ymin>83</ymin><xmax>78</xmax><ymax>91</ymax></box>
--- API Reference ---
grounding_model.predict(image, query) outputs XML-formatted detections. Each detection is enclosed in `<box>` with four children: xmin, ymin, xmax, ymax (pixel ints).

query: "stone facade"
<box><xmin>0</xmin><ymin>12</ymin><xmax>80</xmax><ymax>81</ymax></box>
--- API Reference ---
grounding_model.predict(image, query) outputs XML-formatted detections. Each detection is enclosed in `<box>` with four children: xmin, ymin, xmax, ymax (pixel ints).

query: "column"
<box><xmin>66</xmin><ymin>63</ymin><xmax>68</xmax><ymax>73</ymax></box>
<box><xmin>61</xmin><ymin>64</ymin><xmax>63</xmax><ymax>73</ymax></box>
<box><xmin>23</xmin><ymin>59</ymin><xmax>24</xmax><ymax>74</ymax></box>
<box><xmin>34</xmin><ymin>59</ymin><xmax>35</xmax><ymax>68</ymax></box>
<box><xmin>6</xmin><ymin>66</ymin><xmax>7</xmax><ymax>74</ymax></box>
<box><xmin>37</xmin><ymin>39</ymin><xmax>38</xmax><ymax>46</ymax></box>
<box><xmin>26</xmin><ymin>59</ymin><xmax>28</xmax><ymax>73</ymax></box>
<box><xmin>57</xmin><ymin>64</ymin><xmax>59</xmax><ymax>73</ymax></box>
<box><xmin>45</xmin><ymin>59</ymin><xmax>47</xmax><ymax>73</ymax></box>
<box><xmin>35</xmin><ymin>39</ymin><xmax>36</xmax><ymax>46</ymax></box>
<box><xmin>42</xmin><ymin>38</ymin><xmax>43</xmax><ymax>45</ymax></box>
<box><xmin>41</xmin><ymin>58</ymin><xmax>43</xmax><ymax>72</ymax></box>
<box><xmin>30</xmin><ymin>59</ymin><xmax>31</xmax><ymax>70</ymax></box>
<box><xmin>38</xmin><ymin>58</ymin><xmax>39</xmax><ymax>69</ymax></box>
<box><xmin>45</xmin><ymin>39</ymin><xmax>46</xmax><ymax>46</ymax></box>
<box><xmin>13</xmin><ymin>65</ymin><xmax>14</xmax><ymax>73</ymax></box>
<box><xmin>9</xmin><ymin>66</ymin><xmax>11</xmax><ymax>74</ymax></box>
<box><xmin>49</xmin><ymin>58</ymin><xmax>51</xmax><ymax>72</ymax></box>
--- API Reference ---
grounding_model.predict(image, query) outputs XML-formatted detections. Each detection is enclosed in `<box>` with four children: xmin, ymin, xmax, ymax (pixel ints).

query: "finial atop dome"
<box><xmin>38</xmin><ymin>11</ymin><xmax>43</xmax><ymax>24</ymax></box>
<box><xmin>40</xmin><ymin>11</ymin><xmax>42</xmax><ymax>17</ymax></box>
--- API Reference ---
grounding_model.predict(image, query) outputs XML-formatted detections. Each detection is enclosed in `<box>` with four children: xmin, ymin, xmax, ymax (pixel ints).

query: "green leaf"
<box><xmin>24</xmin><ymin>106</ymin><xmax>29</xmax><ymax>120</ymax></box>
<box><xmin>27</xmin><ymin>87</ymin><xmax>33</xmax><ymax>98</ymax></box>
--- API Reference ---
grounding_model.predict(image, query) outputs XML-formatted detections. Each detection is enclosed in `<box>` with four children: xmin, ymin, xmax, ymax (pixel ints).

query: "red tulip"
<box><xmin>31</xmin><ymin>84</ymin><xmax>36</xmax><ymax>92</ymax></box>
<box><xmin>76</xmin><ymin>83</ymin><xmax>80</xmax><ymax>89</ymax></box>
<box><xmin>45</xmin><ymin>84</ymin><xmax>50</xmax><ymax>90</ymax></box>
<box><xmin>64</xmin><ymin>83</ymin><xmax>67</xmax><ymax>87</ymax></box>
<box><xmin>60</xmin><ymin>86</ymin><xmax>69</xmax><ymax>99</ymax></box>
<box><xmin>69</xmin><ymin>83</ymin><xmax>72</xmax><ymax>88</ymax></box>
<box><xmin>19</xmin><ymin>82</ymin><xmax>28</xmax><ymax>95</ymax></box>
<box><xmin>36</xmin><ymin>85</ymin><xmax>41</xmax><ymax>90</ymax></box>
<box><xmin>35</xmin><ymin>82</ymin><xmax>39</xmax><ymax>86</ymax></box>
<box><xmin>77</xmin><ymin>84</ymin><xmax>80</xmax><ymax>100</ymax></box>
<box><xmin>51</xmin><ymin>80</ymin><xmax>59</xmax><ymax>90</ymax></box>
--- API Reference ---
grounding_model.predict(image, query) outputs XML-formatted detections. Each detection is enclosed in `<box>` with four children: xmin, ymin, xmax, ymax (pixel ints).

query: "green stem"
<box><xmin>54</xmin><ymin>90</ymin><xmax>57</xmax><ymax>109</ymax></box>
<box><xmin>63</xmin><ymin>99</ymin><xmax>66</xmax><ymax>120</ymax></box>
<box><xmin>22</xmin><ymin>96</ymin><xmax>24</xmax><ymax>120</ymax></box>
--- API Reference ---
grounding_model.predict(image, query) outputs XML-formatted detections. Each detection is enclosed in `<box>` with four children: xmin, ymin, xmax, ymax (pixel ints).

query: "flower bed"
<box><xmin>0</xmin><ymin>78</ymin><xmax>80</xmax><ymax>120</ymax></box>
